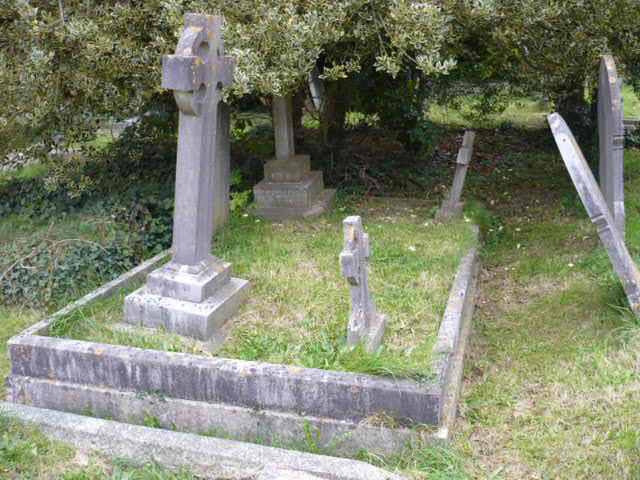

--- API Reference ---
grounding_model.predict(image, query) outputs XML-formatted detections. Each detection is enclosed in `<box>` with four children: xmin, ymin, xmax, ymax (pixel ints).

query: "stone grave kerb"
<box><xmin>548</xmin><ymin>112</ymin><xmax>640</xmax><ymax>318</ymax></box>
<box><xmin>340</xmin><ymin>216</ymin><xmax>386</xmax><ymax>352</ymax></box>
<box><xmin>598</xmin><ymin>54</ymin><xmax>625</xmax><ymax>239</ymax></box>
<box><xmin>124</xmin><ymin>14</ymin><xmax>248</xmax><ymax>347</ymax></box>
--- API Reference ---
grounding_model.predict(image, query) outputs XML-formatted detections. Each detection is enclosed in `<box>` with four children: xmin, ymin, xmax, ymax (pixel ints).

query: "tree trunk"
<box><xmin>320</xmin><ymin>79</ymin><xmax>353</xmax><ymax>154</ymax></box>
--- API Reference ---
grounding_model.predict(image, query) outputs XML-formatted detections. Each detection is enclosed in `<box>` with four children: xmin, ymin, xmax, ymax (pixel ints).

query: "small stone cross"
<box><xmin>340</xmin><ymin>216</ymin><xmax>386</xmax><ymax>352</ymax></box>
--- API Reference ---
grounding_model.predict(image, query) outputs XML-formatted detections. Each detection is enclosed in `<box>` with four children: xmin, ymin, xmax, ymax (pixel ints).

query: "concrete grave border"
<box><xmin>0</xmin><ymin>402</ymin><xmax>402</xmax><ymax>480</ymax></box>
<box><xmin>5</xmin><ymin>228</ymin><xmax>480</xmax><ymax>457</ymax></box>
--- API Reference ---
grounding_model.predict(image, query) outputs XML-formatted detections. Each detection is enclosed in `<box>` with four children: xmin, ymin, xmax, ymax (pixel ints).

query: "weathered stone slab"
<box><xmin>0</xmin><ymin>402</ymin><xmax>405</xmax><ymax>480</ymax></box>
<box><xmin>264</xmin><ymin>154</ymin><xmax>311</xmax><ymax>182</ymax></box>
<box><xmin>125</xmin><ymin>14</ymin><xmax>247</xmax><ymax>343</ymax></box>
<box><xmin>5</xmin><ymin>375</ymin><xmax>421</xmax><ymax>457</ymax></box>
<box><xmin>435</xmin><ymin>131</ymin><xmax>476</xmax><ymax>220</ymax></box>
<box><xmin>8</xmin><ymin>333</ymin><xmax>440</xmax><ymax>424</ymax></box>
<box><xmin>340</xmin><ymin>216</ymin><xmax>386</xmax><ymax>352</ymax></box>
<box><xmin>598</xmin><ymin>55</ymin><xmax>625</xmax><ymax>238</ymax></box>
<box><xmin>124</xmin><ymin>277</ymin><xmax>249</xmax><ymax>342</ymax></box>
<box><xmin>548</xmin><ymin>113</ymin><xmax>640</xmax><ymax>317</ymax></box>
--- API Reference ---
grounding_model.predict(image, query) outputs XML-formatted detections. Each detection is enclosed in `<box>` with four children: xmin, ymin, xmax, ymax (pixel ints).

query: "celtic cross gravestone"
<box><xmin>340</xmin><ymin>216</ymin><xmax>386</xmax><ymax>352</ymax></box>
<box><xmin>598</xmin><ymin>55</ymin><xmax>625</xmax><ymax>239</ymax></box>
<box><xmin>124</xmin><ymin>14</ymin><xmax>248</xmax><ymax>348</ymax></box>
<box><xmin>548</xmin><ymin>113</ymin><xmax>640</xmax><ymax>319</ymax></box>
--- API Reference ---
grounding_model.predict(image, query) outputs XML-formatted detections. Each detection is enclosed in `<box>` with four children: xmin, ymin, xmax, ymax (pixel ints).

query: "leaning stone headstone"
<box><xmin>339</xmin><ymin>216</ymin><xmax>386</xmax><ymax>352</ymax></box>
<box><xmin>548</xmin><ymin>113</ymin><xmax>640</xmax><ymax>318</ymax></box>
<box><xmin>124</xmin><ymin>14</ymin><xmax>249</xmax><ymax>349</ymax></box>
<box><xmin>435</xmin><ymin>130</ymin><xmax>476</xmax><ymax>221</ymax></box>
<box><xmin>253</xmin><ymin>95</ymin><xmax>335</xmax><ymax>220</ymax></box>
<box><xmin>598</xmin><ymin>55</ymin><xmax>625</xmax><ymax>239</ymax></box>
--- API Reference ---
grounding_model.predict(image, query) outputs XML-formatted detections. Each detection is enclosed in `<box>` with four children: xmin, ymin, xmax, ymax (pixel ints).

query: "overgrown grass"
<box><xmin>46</xmin><ymin>197</ymin><xmax>476</xmax><ymax>379</ymax></box>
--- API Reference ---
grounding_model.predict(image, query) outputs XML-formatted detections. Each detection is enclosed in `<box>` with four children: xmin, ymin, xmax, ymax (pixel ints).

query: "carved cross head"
<box><xmin>162</xmin><ymin>14</ymin><xmax>235</xmax><ymax>116</ymax></box>
<box><xmin>340</xmin><ymin>216</ymin><xmax>370</xmax><ymax>286</ymax></box>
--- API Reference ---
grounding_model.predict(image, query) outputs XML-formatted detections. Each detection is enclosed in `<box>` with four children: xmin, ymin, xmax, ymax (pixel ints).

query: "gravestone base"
<box><xmin>348</xmin><ymin>313</ymin><xmax>386</xmax><ymax>353</ymax></box>
<box><xmin>146</xmin><ymin>256</ymin><xmax>232</xmax><ymax>304</ymax></box>
<box><xmin>124</xmin><ymin>277</ymin><xmax>249</xmax><ymax>342</ymax></box>
<box><xmin>254</xmin><ymin>153</ymin><xmax>335</xmax><ymax>220</ymax></box>
<box><xmin>435</xmin><ymin>201</ymin><xmax>463</xmax><ymax>221</ymax></box>
<box><xmin>254</xmin><ymin>184</ymin><xmax>336</xmax><ymax>221</ymax></box>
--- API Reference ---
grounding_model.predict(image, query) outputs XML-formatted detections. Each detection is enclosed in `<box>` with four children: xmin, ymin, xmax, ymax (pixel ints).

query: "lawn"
<box><xmin>45</xmin><ymin>197</ymin><xmax>477</xmax><ymax>379</ymax></box>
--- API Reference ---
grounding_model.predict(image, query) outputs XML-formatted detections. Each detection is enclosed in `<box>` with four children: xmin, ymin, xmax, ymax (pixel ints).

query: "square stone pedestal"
<box><xmin>253</xmin><ymin>155</ymin><xmax>335</xmax><ymax>221</ymax></box>
<box><xmin>124</xmin><ymin>255</ymin><xmax>249</xmax><ymax>348</ymax></box>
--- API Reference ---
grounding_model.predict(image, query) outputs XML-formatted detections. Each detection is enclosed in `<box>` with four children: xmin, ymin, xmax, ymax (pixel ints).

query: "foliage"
<box><xmin>0</xmin><ymin>183</ymin><xmax>174</xmax><ymax>308</ymax></box>
<box><xmin>0</xmin><ymin>0</ymin><xmax>455</xmax><ymax>159</ymax></box>
<box><xmin>351</xmin><ymin>66</ymin><xmax>438</xmax><ymax>154</ymax></box>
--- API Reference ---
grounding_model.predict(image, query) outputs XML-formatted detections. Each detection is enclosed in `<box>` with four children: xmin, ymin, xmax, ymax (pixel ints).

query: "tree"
<box><xmin>0</xmin><ymin>0</ymin><xmax>456</xmax><ymax>158</ymax></box>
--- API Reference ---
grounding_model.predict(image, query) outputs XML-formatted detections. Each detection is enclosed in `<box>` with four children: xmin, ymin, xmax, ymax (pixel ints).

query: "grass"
<box><xmin>46</xmin><ymin>197</ymin><xmax>477</xmax><ymax>379</ymax></box>
<box><xmin>623</xmin><ymin>84</ymin><xmax>640</xmax><ymax>119</ymax></box>
<box><xmin>429</xmin><ymin>96</ymin><xmax>550</xmax><ymax>129</ymax></box>
<box><xmin>446</xmin><ymin>141</ymin><xmax>640</xmax><ymax>478</ymax></box>
<box><xmin>0</xmin><ymin>411</ymin><xmax>197</xmax><ymax>479</ymax></box>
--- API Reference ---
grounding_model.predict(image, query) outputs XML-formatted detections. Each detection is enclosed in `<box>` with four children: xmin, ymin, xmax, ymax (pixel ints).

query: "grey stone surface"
<box><xmin>340</xmin><ymin>216</ymin><xmax>386</xmax><ymax>352</ymax></box>
<box><xmin>273</xmin><ymin>95</ymin><xmax>296</xmax><ymax>159</ymax></box>
<box><xmin>213</xmin><ymin>102</ymin><xmax>231</xmax><ymax>233</ymax></box>
<box><xmin>435</xmin><ymin>131</ymin><xmax>476</xmax><ymax>221</ymax></box>
<box><xmin>125</xmin><ymin>14</ymin><xmax>247</xmax><ymax>342</ymax></box>
<box><xmin>0</xmin><ymin>402</ymin><xmax>404</xmax><ymax>480</ymax></box>
<box><xmin>8</xmin><ymin>333</ymin><xmax>441</xmax><ymax>424</ymax></box>
<box><xmin>124</xmin><ymin>277</ymin><xmax>249</xmax><ymax>341</ymax></box>
<box><xmin>598</xmin><ymin>55</ymin><xmax>625</xmax><ymax>239</ymax></box>
<box><xmin>253</xmin><ymin>95</ymin><xmax>335</xmax><ymax>220</ymax></box>
<box><xmin>548</xmin><ymin>113</ymin><xmax>640</xmax><ymax>317</ymax></box>
<box><xmin>6</xmin><ymin>374</ymin><xmax>421</xmax><ymax>456</ymax></box>
<box><xmin>430</xmin><ymin>229</ymin><xmax>479</xmax><ymax>444</ymax></box>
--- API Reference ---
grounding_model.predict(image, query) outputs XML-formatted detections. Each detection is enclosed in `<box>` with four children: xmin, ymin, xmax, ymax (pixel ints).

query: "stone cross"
<box><xmin>435</xmin><ymin>131</ymin><xmax>476</xmax><ymax>221</ymax></box>
<box><xmin>598</xmin><ymin>55</ymin><xmax>625</xmax><ymax>239</ymax></box>
<box><xmin>162</xmin><ymin>14</ymin><xmax>234</xmax><ymax>264</ymax></box>
<box><xmin>548</xmin><ymin>113</ymin><xmax>640</xmax><ymax>319</ymax></box>
<box><xmin>124</xmin><ymin>14</ymin><xmax>248</xmax><ymax>347</ymax></box>
<box><xmin>340</xmin><ymin>216</ymin><xmax>386</xmax><ymax>352</ymax></box>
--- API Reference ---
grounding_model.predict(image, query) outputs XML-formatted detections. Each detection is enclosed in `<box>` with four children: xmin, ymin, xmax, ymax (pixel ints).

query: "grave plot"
<box><xmin>6</xmin><ymin>200</ymin><xmax>479</xmax><ymax>456</ymax></box>
<box><xmin>4</xmin><ymin>13</ymin><xmax>480</xmax><ymax>462</ymax></box>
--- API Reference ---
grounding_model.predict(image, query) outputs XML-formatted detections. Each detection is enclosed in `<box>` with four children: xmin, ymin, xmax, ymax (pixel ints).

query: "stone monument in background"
<box><xmin>435</xmin><ymin>130</ymin><xmax>476</xmax><ymax>221</ymax></box>
<box><xmin>124</xmin><ymin>14</ymin><xmax>249</xmax><ymax>349</ymax></box>
<box><xmin>598</xmin><ymin>55</ymin><xmax>625</xmax><ymax>239</ymax></box>
<box><xmin>340</xmin><ymin>216</ymin><xmax>386</xmax><ymax>352</ymax></box>
<box><xmin>548</xmin><ymin>113</ymin><xmax>640</xmax><ymax>319</ymax></box>
<box><xmin>253</xmin><ymin>95</ymin><xmax>335</xmax><ymax>220</ymax></box>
